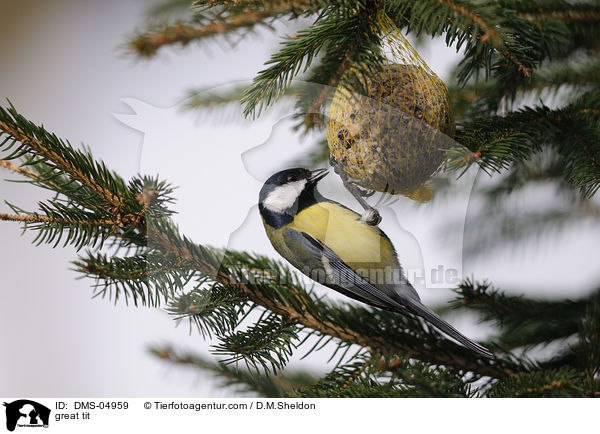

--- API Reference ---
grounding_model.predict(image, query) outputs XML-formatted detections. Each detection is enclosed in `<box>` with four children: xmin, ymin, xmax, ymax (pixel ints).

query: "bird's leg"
<box><xmin>337</xmin><ymin>170</ymin><xmax>382</xmax><ymax>226</ymax></box>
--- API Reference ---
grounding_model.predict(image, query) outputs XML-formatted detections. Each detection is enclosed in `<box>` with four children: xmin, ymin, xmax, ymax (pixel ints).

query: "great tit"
<box><xmin>259</xmin><ymin>167</ymin><xmax>493</xmax><ymax>358</ymax></box>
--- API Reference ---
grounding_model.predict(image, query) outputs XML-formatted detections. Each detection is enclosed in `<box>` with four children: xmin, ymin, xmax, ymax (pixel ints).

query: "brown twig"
<box><xmin>439</xmin><ymin>0</ymin><xmax>502</xmax><ymax>47</ymax></box>
<box><xmin>340</xmin><ymin>357</ymin><xmax>372</xmax><ymax>391</ymax></box>
<box><xmin>0</xmin><ymin>212</ymin><xmax>117</xmax><ymax>227</ymax></box>
<box><xmin>442</xmin><ymin>0</ymin><xmax>533</xmax><ymax>77</ymax></box>
<box><xmin>0</xmin><ymin>108</ymin><xmax>510</xmax><ymax>379</ymax></box>
<box><xmin>130</xmin><ymin>1</ymin><xmax>299</xmax><ymax>57</ymax></box>
<box><xmin>0</xmin><ymin>159</ymin><xmax>61</xmax><ymax>192</ymax></box>
<box><xmin>520</xmin><ymin>10</ymin><xmax>600</xmax><ymax>24</ymax></box>
<box><xmin>146</xmin><ymin>230</ymin><xmax>512</xmax><ymax>378</ymax></box>
<box><xmin>512</xmin><ymin>380</ymin><xmax>571</xmax><ymax>397</ymax></box>
<box><xmin>78</xmin><ymin>258</ymin><xmax>186</xmax><ymax>281</ymax></box>
<box><xmin>0</xmin><ymin>120</ymin><xmax>123</xmax><ymax>212</ymax></box>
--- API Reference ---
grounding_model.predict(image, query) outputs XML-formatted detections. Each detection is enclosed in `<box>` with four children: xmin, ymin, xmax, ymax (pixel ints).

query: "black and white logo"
<box><xmin>3</xmin><ymin>400</ymin><xmax>50</xmax><ymax>432</ymax></box>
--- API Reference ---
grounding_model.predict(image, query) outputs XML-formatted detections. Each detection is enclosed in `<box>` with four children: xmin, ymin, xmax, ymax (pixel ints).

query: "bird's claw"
<box><xmin>356</xmin><ymin>186</ymin><xmax>376</xmax><ymax>198</ymax></box>
<box><xmin>334</xmin><ymin>167</ymin><xmax>381</xmax><ymax>225</ymax></box>
<box><xmin>360</xmin><ymin>208</ymin><xmax>382</xmax><ymax>226</ymax></box>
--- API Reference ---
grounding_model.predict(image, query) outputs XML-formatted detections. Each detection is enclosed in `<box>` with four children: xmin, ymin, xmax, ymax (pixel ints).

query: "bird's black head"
<box><xmin>258</xmin><ymin>168</ymin><xmax>328</xmax><ymax>227</ymax></box>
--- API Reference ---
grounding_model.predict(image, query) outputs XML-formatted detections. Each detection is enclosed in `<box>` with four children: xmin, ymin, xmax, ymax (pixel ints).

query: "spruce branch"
<box><xmin>0</xmin><ymin>198</ymin><xmax>127</xmax><ymax>251</ymax></box>
<box><xmin>445</xmin><ymin>98</ymin><xmax>600</xmax><ymax>197</ymax></box>
<box><xmin>293</xmin><ymin>13</ymin><xmax>386</xmax><ymax>129</ymax></box>
<box><xmin>5</xmin><ymin>0</ymin><xmax>600</xmax><ymax>398</ymax></box>
<box><xmin>241</xmin><ymin>12</ymin><xmax>365</xmax><ymax>117</ymax></box>
<box><xmin>450</xmin><ymin>56</ymin><xmax>600</xmax><ymax>117</ymax></box>
<box><xmin>129</xmin><ymin>13</ymin><xmax>275</xmax><ymax>57</ymax></box>
<box><xmin>167</xmin><ymin>280</ymin><xmax>249</xmax><ymax>339</ymax></box>
<box><xmin>0</xmin><ymin>119</ymin><xmax>123</xmax><ymax>212</ymax></box>
<box><xmin>73</xmin><ymin>251</ymin><xmax>194</xmax><ymax>307</ymax></box>
<box><xmin>212</xmin><ymin>313</ymin><xmax>299</xmax><ymax>373</ymax></box>
<box><xmin>0</xmin><ymin>104</ymin><xmax>182</xmax><ymax>251</ymax></box>
<box><xmin>388</xmin><ymin>0</ymin><xmax>503</xmax><ymax>47</ymax></box>
<box><xmin>575</xmin><ymin>299</ymin><xmax>600</xmax><ymax>380</ymax></box>
<box><xmin>511</xmin><ymin>0</ymin><xmax>600</xmax><ymax>25</ymax></box>
<box><xmin>386</xmin><ymin>0</ymin><xmax>537</xmax><ymax>84</ymax></box>
<box><xmin>0</xmin><ymin>213</ymin><xmax>116</xmax><ymax>227</ymax></box>
<box><xmin>129</xmin><ymin>0</ymin><xmax>336</xmax><ymax>57</ymax></box>
<box><xmin>378</xmin><ymin>356</ymin><xmax>476</xmax><ymax>397</ymax></box>
<box><xmin>297</xmin><ymin>49</ymin><xmax>356</xmax><ymax>129</ymax></box>
<box><xmin>486</xmin><ymin>368</ymin><xmax>587</xmax><ymax>397</ymax></box>
<box><xmin>290</xmin><ymin>351</ymin><xmax>473</xmax><ymax>397</ymax></box>
<box><xmin>456</xmin><ymin>159</ymin><xmax>600</xmax><ymax>259</ymax></box>
<box><xmin>290</xmin><ymin>353</ymin><xmax>388</xmax><ymax>398</ymax></box>
<box><xmin>184</xmin><ymin>84</ymin><xmax>249</xmax><ymax>110</ymax></box>
<box><xmin>0</xmin><ymin>103</ymin><xmax>516</xmax><ymax>378</ymax></box>
<box><xmin>515</xmin><ymin>56</ymin><xmax>600</xmax><ymax>93</ymax></box>
<box><xmin>453</xmin><ymin>279</ymin><xmax>600</xmax><ymax>352</ymax></box>
<box><xmin>148</xmin><ymin>0</ymin><xmax>196</xmax><ymax>20</ymax></box>
<box><xmin>150</xmin><ymin>345</ymin><xmax>318</xmax><ymax>397</ymax></box>
<box><xmin>0</xmin><ymin>159</ymin><xmax>63</xmax><ymax>192</ymax></box>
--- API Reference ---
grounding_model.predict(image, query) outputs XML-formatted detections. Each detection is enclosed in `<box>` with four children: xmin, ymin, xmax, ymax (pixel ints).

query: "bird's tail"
<box><xmin>403</xmin><ymin>298</ymin><xmax>494</xmax><ymax>359</ymax></box>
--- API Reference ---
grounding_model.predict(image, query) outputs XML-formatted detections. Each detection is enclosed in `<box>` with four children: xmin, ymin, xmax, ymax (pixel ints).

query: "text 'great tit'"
<box><xmin>258</xmin><ymin>167</ymin><xmax>493</xmax><ymax>359</ymax></box>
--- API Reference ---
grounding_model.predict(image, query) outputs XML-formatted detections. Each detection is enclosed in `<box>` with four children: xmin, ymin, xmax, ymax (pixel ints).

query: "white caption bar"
<box><xmin>0</xmin><ymin>398</ymin><xmax>595</xmax><ymax>433</ymax></box>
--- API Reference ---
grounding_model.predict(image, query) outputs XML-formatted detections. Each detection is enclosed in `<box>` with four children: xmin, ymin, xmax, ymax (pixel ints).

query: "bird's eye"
<box><xmin>287</xmin><ymin>174</ymin><xmax>298</xmax><ymax>182</ymax></box>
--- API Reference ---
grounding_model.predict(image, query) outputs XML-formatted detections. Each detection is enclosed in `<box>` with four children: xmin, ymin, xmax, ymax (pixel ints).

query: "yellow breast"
<box><xmin>288</xmin><ymin>201</ymin><xmax>398</xmax><ymax>269</ymax></box>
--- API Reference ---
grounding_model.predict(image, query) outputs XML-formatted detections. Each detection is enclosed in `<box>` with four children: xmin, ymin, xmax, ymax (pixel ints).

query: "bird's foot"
<box><xmin>333</xmin><ymin>166</ymin><xmax>382</xmax><ymax>225</ymax></box>
<box><xmin>360</xmin><ymin>208</ymin><xmax>382</xmax><ymax>226</ymax></box>
<box><xmin>355</xmin><ymin>186</ymin><xmax>376</xmax><ymax>198</ymax></box>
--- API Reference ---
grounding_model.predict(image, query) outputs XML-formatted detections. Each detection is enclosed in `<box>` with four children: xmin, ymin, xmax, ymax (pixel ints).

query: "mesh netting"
<box><xmin>327</xmin><ymin>14</ymin><xmax>455</xmax><ymax>201</ymax></box>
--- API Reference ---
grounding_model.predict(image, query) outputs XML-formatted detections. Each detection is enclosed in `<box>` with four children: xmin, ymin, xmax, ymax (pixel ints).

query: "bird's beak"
<box><xmin>309</xmin><ymin>168</ymin><xmax>329</xmax><ymax>184</ymax></box>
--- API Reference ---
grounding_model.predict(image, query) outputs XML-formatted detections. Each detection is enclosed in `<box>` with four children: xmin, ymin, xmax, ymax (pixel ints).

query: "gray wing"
<box><xmin>284</xmin><ymin>228</ymin><xmax>494</xmax><ymax>359</ymax></box>
<box><xmin>284</xmin><ymin>228</ymin><xmax>409</xmax><ymax>312</ymax></box>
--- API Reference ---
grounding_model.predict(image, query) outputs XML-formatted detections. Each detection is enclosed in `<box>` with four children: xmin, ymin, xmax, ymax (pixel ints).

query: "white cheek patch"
<box><xmin>263</xmin><ymin>180</ymin><xmax>307</xmax><ymax>213</ymax></box>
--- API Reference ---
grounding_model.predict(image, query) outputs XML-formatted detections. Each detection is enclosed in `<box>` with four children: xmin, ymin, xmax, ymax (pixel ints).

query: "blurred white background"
<box><xmin>2</xmin><ymin>0</ymin><xmax>600</xmax><ymax>397</ymax></box>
